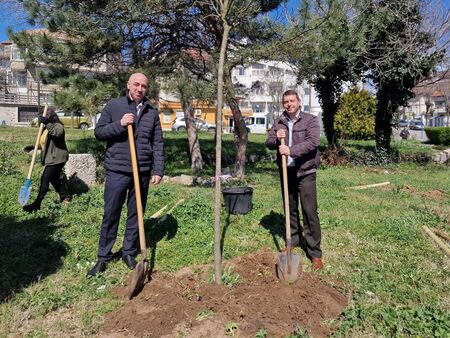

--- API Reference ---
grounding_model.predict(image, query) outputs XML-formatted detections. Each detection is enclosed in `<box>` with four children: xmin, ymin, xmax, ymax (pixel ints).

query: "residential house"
<box><xmin>402</xmin><ymin>71</ymin><xmax>450</xmax><ymax>127</ymax></box>
<box><xmin>158</xmin><ymin>98</ymin><xmax>217</xmax><ymax>130</ymax></box>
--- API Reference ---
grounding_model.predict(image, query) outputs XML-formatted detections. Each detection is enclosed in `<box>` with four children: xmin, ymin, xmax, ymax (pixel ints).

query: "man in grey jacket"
<box><xmin>87</xmin><ymin>73</ymin><xmax>164</xmax><ymax>277</ymax></box>
<box><xmin>265</xmin><ymin>90</ymin><xmax>323</xmax><ymax>271</ymax></box>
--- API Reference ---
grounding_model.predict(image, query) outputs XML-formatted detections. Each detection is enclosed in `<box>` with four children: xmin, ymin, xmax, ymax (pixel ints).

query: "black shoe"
<box><xmin>23</xmin><ymin>201</ymin><xmax>41</xmax><ymax>213</ymax></box>
<box><xmin>122</xmin><ymin>255</ymin><xmax>137</xmax><ymax>270</ymax></box>
<box><xmin>86</xmin><ymin>260</ymin><xmax>107</xmax><ymax>277</ymax></box>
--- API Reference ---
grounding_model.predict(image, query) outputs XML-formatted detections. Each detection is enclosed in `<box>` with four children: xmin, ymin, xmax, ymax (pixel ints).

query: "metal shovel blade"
<box><xmin>18</xmin><ymin>179</ymin><xmax>31</xmax><ymax>206</ymax></box>
<box><xmin>276</xmin><ymin>251</ymin><xmax>301</xmax><ymax>282</ymax></box>
<box><xmin>127</xmin><ymin>260</ymin><xmax>148</xmax><ymax>300</ymax></box>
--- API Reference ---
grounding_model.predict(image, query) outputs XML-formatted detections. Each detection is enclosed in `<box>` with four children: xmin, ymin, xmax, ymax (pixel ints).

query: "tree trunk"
<box><xmin>182</xmin><ymin>99</ymin><xmax>203</xmax><ymax>175</ymax></box>
<box><xmin>322</xmin><ymin>96</ymin><xmax>337</xmax><ymax>148</ymax></box>
<box><xmin>312</xmin><ymin>75</ymin><xmax>339</xmax><ymax>148</ymax></box>
<box><xmin>445</xmin><ymin>105</ymin><xmax>450</xmax><ymax>127</ymax></box>
<box><xmin>375</xmin><ymin>86</ymin><xmax>394</xmax><ymax>152</ymax></box>
<box><xmin>227</xmin><ymin>97</ymin><xmax>248</xmax><ymax>179</ymax></box>
<box><xmin>213</xmin><ymin>8</ymin><xmax>230</xmax><ymax>285</ymax></box>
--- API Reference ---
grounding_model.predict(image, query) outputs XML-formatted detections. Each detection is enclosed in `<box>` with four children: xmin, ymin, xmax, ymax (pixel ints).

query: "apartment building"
<box><xmin>229</xmin><ymin>60</ymin><xmax>321</xmax><ymax>122</ymax></box>
<box><xmin>0</xmin><ymin>39</ymin><xmax>58</xmax><ymax>126</ymax></box>
<box><xmin>0</xmin><ymin>29</ymin><xmax>118</xmax><ymax>126</ymax></box>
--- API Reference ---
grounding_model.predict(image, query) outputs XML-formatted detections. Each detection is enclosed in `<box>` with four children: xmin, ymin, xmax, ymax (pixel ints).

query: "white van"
<box><xmin>245</xmin><ymin>113</ymin><xmax>268</xmax><ymax>133</ymax></box>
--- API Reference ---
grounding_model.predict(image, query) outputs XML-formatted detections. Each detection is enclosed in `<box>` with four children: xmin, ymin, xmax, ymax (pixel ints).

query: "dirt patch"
<box><xmin>400</xmin><ymin>184</ymin><xmax>418</xmax><ymax>194</ymax></box>
<box><xmin>100</xmin><ymin>249</ymin><xmax>347</xmax><ymax>338</ymax></box>
<box><xmin>422</xmin><ymin>189</ymin><xmax>448</xmax><ymax>199</ymax></box>
<box><xmin>400</xmin><ymin>185</ymin><xmax>448</xmax><ymax>200</ymax></box>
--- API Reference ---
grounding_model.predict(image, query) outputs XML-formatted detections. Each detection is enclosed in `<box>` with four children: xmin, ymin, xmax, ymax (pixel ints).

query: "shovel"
<box><xmin>126</xmin><ymin>124</ymin><xmax>148</xmax><ymax>300</ymax></box>
<box><xmin>18</xmin><ymin>105</ymin><xmax>48</xmax><ymax>206</ymax></box>
<box><xmin>276</xmin><ymin>138</ymin><xmax>301</xmax><ymax>282</ymax></box>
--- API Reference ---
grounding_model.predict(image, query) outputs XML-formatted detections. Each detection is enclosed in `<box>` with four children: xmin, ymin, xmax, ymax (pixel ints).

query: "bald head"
<box><xmin>127</xmin><ymin>73</ymin><xmax>148</xmax><ymax>103</ymax></box>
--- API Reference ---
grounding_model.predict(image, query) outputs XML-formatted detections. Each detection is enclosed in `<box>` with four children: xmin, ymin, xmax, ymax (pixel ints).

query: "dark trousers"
<box><xmin>35</xmin><ymin>163</ymin><xmax>67</xmax><ymax>205</ymax></box>
<box><xmin>281</xmin><ymin>170</ymin><xmax>322</xmax><ymax>259</ymax></box>
<box><xmin>97</xmin><ymin>170</ymin><xmax>150</xmax><ymax>262</ymax></box>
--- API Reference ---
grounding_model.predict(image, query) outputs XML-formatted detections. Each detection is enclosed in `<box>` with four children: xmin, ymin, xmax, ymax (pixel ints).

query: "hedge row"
<box><xmin>424</xmin><ymin>127</ymin><xmax>450</xmax><ymax>145</ymax></box>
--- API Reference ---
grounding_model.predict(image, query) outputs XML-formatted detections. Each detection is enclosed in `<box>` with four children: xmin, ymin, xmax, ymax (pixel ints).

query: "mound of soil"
<box><xmin>100</xmin><ymin>249</ymin><xmax>347</xmax><ymax>338</ymax></box>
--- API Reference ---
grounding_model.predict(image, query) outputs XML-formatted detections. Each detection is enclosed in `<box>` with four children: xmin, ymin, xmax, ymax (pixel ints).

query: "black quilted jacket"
<box><xmin>94</xmin><ymin>95</ymin><xmax>164</xmax><ymax>176</ymax></box>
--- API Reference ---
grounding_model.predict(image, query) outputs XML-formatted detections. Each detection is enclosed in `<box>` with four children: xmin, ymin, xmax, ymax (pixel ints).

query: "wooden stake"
<box><xmin>432</xmin><ymin>228</ymin><xmax>450</xmax><ymax>243</ymax></box>
<box><xmin>150</xmin><ymin>205</ymin><xmax>169</xmax><ymax>219</ymax></box>
<box><xmin>150</xmin><ymin>198</ymin><xmax>185</xmax><ymax>219</ymax></box>
<box><xmin>422</xmin><ymin>226</ymin><xmax>450</xmax><ymax>257</ymax></box>
<box><xmin>349</xmin><ymin>182</ymin><xmax>390</xmax><ymax>190</ymax></box>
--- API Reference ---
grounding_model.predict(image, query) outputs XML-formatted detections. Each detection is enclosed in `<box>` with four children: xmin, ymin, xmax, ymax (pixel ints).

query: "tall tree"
<box><xmin>189</xmin><ymin>0</ymin><xmax>283</xmax><ymax>282</ymax></box>
<box><xmin>191</xmin><ymin>0</ymin><xmax>283</xmax><ymax>178</ymax></box>
<box><xmin>278</xmin><ymin>0</ymin><xmax>361</xmax><ymax>148</ymax></box>
<box><xmin>357</xmin><ymin>0</ymin><xmax>444</xmax><ymax>151</ymax></box>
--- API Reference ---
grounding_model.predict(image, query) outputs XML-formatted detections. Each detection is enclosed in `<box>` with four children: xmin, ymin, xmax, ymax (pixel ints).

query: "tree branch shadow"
<box><xmin>0</xmin><ymin>215</ymin><xmax>67</xmax><ymax>302</ymax></box>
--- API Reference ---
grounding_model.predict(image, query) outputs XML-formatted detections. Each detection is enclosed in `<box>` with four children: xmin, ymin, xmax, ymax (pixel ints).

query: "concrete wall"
<box><xmin>0</xmin><ymin>104</ymin><xmax>17</xmax><ymax>126</ymax></box>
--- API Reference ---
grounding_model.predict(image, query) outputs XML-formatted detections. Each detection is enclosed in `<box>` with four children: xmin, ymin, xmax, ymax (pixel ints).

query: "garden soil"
<box><xmin>100</xmin><ymin>249</ymin><xmax>347</xmax><ymax>338</ymax></box>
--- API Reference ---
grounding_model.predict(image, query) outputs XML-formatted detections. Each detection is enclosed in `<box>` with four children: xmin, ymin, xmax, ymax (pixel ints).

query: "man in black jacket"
<box><xmin>87</xmin><ymin>73</ymin><xmax>164</xmax><ymax>277</ymax></box>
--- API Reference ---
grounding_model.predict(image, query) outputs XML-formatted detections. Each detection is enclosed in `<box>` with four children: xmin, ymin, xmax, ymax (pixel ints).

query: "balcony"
<box><xmin>0</xmin><ymin>92</ymin><xmax>53</xmax><ymax>105</ymax></box>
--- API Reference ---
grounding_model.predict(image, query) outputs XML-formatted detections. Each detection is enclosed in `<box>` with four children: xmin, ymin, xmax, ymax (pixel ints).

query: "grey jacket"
<box><xmin>265</xmin><ymin>111</ymin><xmax>320</xmax><ymax>177</ymax></box>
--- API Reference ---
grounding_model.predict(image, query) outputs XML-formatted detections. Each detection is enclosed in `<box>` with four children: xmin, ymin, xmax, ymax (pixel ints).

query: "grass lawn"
<box><xmin>0</xmin><ymin>127</ymin><xmax>449</xmax><ymax>337</ymax></box>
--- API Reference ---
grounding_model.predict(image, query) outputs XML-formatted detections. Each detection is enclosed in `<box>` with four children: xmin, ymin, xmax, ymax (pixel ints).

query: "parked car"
<box><xmin>398</xmin><ymin>119</ymin><xmax>409</xmax><ymax>128</ymax></box>
<box><xmin>31</xmin><ymin>111</ymin><xmax>91</xmax><ymax>129</ymax></box>
<box><xmin>409</xmin><ymin>120</ymin><xmax>424</xmax><ymax>130</ymax></box>
<box><xmin>171</xmin><ymin>117</ymin><xmax>216</xmax><ymax>132</ymax></box>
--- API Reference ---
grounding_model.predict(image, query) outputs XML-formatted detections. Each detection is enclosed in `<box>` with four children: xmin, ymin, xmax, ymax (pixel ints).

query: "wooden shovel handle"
<box><xmin>280</xmin><ymin>138</ymin><xmax>291</xmax><ymax>248</ymax></box>
<box><xmin>27</xmin><ymin>105</ymin><xmax>48</xmax><ymax>180</ymax></box>
<box><xmin>127</xmin><ymin>124</ymin><xmax>147</xmax><ymax>259</ymax></box>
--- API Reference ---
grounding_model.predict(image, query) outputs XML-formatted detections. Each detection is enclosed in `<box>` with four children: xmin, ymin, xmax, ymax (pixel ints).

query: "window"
<box><xmin>253</xmin><ymin>86</ymin><xmax>264</xmax><ymax>95</ymax></box>
<box><xmin>251</xmin><ymin>63</ymin><xmax>265</xmax><ymax>76</ymax></box>
<box><xmin>303</xmin><ymin>105</ymin><xmax>310</xmax><ymax>112</ymax></box>
<box><xmin>304</xmin><ymin>87</ymin><xmax>311</xmax><ymax>95</ymax></box>
<box><xmin>269</xmin><ymin>67</ymin><xmax>282</xmax><ymax>77</ymax></box>
<box><xmin>238</xmin><ymin>67</ymin><xmax>245</xmax><ymax>76</ymax></box>
<box><xmin>11</xmin><ymin>47</ymin><xmax>22</xmax><ymax>60</ymax></box>
<box><xmin>18</xmin><ymin>106</ymin><xmax>39</xmax><ymax>122</ymax></box>
<box><xmin>434</xmin><ymin>100</ymin><xmax>445</xmax><ymax>108</ymax></box>
<box><xmin>163</xmin><ymin>110</ymin><xmax>171</xmax><ymax>123</ymax></box>
<box><xmin>255</xmin><ymin>117</ymin><xmax>266</xmax><ymax>125</ymax></box>
<box><xmin>252</xmin><ymin>103</ymin><xmax>265</xmax><ymax>113</ymax></box>
<box><xmin>7</xmin><ymin>71</ymin><xmax>27</xmax><ymax>86</ymax></box>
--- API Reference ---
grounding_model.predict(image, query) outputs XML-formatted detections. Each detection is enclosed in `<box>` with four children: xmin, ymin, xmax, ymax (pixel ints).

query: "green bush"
<box><xmin>335</xmin><ymin>89</ymin><xmax>376</xmax><ymax>140</ymax></box>
<box><xmin>424</xmin><ymin>127</ymin><xmax>450</xmax><ymax>145</ymax></box>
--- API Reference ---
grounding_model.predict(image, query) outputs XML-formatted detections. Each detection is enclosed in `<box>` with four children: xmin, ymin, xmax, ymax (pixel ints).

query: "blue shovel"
<box><xmin>18</xmin><ymin>105</ymin><xmax>48</xmax><ymax>206</ymax></box>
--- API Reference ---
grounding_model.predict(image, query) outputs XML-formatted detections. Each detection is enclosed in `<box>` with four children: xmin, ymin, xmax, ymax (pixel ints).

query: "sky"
<box><xmin>0</xmin><ymin>0</ymin><xmax>449</xmax><ymax>43</ymax></box>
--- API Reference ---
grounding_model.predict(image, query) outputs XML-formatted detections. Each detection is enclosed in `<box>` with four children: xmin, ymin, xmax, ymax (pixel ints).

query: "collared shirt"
<box><xmin>136</xmin><ymin>101</ymin><xmax>143</xmax><ymax>116</ymax></box>
<box><xmin>285</xmin><ymin>110</ymin><xmax>301</xmax><ymax>167</ymax></box>
<box><xmin>128</xmin><ymin>94</ymin><xmax>143</xmax><ymax>116</ymax></box>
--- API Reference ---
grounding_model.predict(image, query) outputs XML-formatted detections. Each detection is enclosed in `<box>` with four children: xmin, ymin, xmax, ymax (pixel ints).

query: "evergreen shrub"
<box><xmin>335</xmin><ymin>89</ymin><xmax>376</xmax><ymax>140</ymax></box>
<box><xmin>424</xmin><ymin>127</ymin><xmax>450</xmax><ymax>145</ymax></box>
